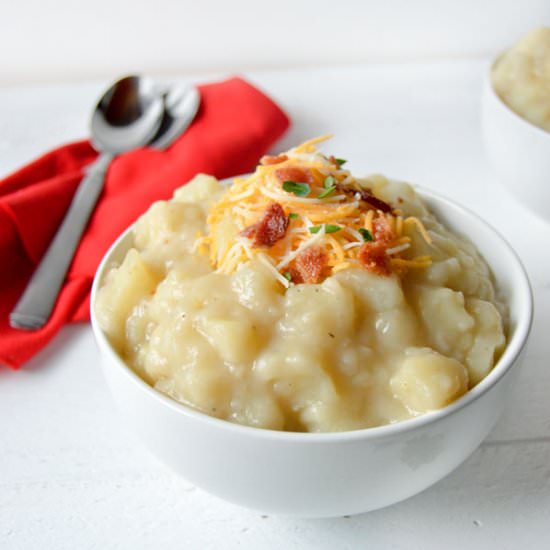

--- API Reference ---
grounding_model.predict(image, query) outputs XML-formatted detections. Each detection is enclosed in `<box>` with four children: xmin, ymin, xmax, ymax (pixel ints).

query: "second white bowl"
<box><xmin>482</xmin><ymin>58</ymin><xmax>550</xmax><ymax>222</ymax></box>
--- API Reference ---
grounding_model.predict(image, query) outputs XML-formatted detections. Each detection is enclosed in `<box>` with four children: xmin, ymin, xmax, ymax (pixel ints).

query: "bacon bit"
<box><xmin>287</xmin><ymin>266</ymin><xmax>303</xmax><ymax>284</ymax></box>
<box><xmin>358</xmin><ymin>241</ymin><xmax>391</xmax><ymax>276</ymax></box>
<box><xmin>361</xmin><ymin>190</ymin><xmax>393</xmax><ymax>213</ymax></box>
<box><xmin>357</xmin><ymin>215</ymin><xmax>394</xmax><ymax>276</ymax></box>
<box><xmin>336</xmin><ymin>184</ymin><xmax>393</xmax><ymax>213</ymax></box>
<box><xmin>372</xmin><ymin>216</ymin><xmax>395</xmax><ymax>243</ymax></box>
<box><xmin>293</xmin><ymin>246</ymin><xmax>327</xmax><ymax>284</ymax></box>
<box><xmin>274</xmin><ymin>166</ymin><xmax>314</xmax><ymax>185</ymax></box>
<box><xmin>328</xmin><ymin>155</ymin><xmax>339</xmax><ymax>166</ymax></box>
<box><xmin>241</xmin><ymin>202</ymin><xmax>289</xmax><ymax>247</ymax></box>
<box><xmin>260</xmin><ymin>154</ymin><xmax>288</xmax><ymax>166</ymax></box>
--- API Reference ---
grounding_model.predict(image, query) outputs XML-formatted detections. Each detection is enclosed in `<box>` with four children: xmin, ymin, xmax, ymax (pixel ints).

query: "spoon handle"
<box><xmin>10</xmin><ymin>153</ymin><xmax>114</xmax><ymax>330</ymax></box>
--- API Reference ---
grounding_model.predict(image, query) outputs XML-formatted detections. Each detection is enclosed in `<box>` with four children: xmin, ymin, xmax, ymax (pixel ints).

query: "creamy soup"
<box><xmin>96</xmin><ymin>137</ymin><xmax>506</xmax><ymax>432</ymax></box>
<box><xmin>492</xmin><ymin>27</ymin><xmax>550</xmax><ymax>132</ymax></box>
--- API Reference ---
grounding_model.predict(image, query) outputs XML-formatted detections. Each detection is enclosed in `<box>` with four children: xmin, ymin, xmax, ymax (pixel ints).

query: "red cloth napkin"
<box><xmin>0</xmin><ymin>77</ymin><xmax>289</xmax><ymax>369</ymax></box>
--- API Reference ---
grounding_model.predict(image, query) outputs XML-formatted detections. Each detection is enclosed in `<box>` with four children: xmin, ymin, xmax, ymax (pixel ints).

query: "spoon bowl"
<box><xmin>91</xmin><ymin>76</ymin><xmax>164</xmax><ymax>153</ymax></box>
<box><xmin>150</xmin><ymin>84</ymin><xmax>201</xmax><ymax>150</ymax></box>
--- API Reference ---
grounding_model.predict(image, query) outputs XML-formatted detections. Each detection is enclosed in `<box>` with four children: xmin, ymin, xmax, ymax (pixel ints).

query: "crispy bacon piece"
<box><xmin>360</xmin><ymin>189</ymin><xmax>393</xmax><ymax>213</ymax></box>
<box><xmin>328</xmin><ymin>155</ymin><xmax>339</xmax><ymax>166</ymax></box>
<box><xmin>241</xmin><ymin>202</ymin><xmax>289</xmax><ymax>247</ymax></box>
<box><xmin>260</xmin><ymin>154</ymin><xmax>288</xmax><ymax>166</ymax></box>
<box><xmin>335</xmin><ymin>184</ymin><xmax>393</xmax><ymax>213</ymax></box>
<box><xmin>274</xmin><ymin>166</ymin><xmax>314</xmax><ymax>185</ymax></box>
<box><xmin>293</xmin><ymin>246</ymin><xmax>327</xmax><ymax>284</ymax></box>
<box><xmin>358</xmin><ymin>241</ymin><xmax>391</xmax><ymax>276</ymax></box>
<box><xmin>357</xmin><ymin>215</ymin><xmax>394</xmax><ymax>276</ymax></box>
<box><xmin>372</xmin><ymin>216</ymin><xmax>395</xmax><ymax>243</ymax></box>
<box><xmin>287</xmin><ymin>266</ymin><xmax>304</xmax><ymax>284</ymax></box>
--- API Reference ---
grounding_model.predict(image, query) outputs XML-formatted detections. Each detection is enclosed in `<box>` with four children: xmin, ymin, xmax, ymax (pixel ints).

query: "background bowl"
<box><xmin>482</xmin><ymin>57</ymin><xmax>550</xmax><ymax>222</ymax></box>
<box><xmin>91</xmin><ymin>187</ymin><xmax>532</xmax><ymax>518</ymax></box>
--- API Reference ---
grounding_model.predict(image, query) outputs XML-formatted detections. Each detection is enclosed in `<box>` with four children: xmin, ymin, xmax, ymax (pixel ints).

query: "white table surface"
<box><xmin>1</xmin><ymin>60</ymin><xmax>549</xmax><ymax>550</ymax></box>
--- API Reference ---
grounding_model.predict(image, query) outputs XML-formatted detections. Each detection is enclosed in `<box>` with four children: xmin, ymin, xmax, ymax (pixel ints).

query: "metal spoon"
<box><xmin>150</xmin><ymin>84</ymin><xmax>200</xmax><ymax>150</ymax></box>
<box><xmin>10</xmin><ymin>76</ymin><xmax>164</xmax><ymax>330</ymax></box>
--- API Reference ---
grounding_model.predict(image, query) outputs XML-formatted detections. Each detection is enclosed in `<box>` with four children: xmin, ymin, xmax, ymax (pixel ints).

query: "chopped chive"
<box><xmin>282</xmin><ymin>181</ymin><xmax>310</xmax><ymax>197</ymax></box>
<box><xmin>283</xmin><ymin>271</ymin><xmax>292</xmax><ymax>281</ymax></box>
<box><xmin>323</xmin><ymin>175</ymin><xmax>335</xmax><ymax>188</ymax></box>
<box><xmin>318</xmin><ymin>186</ymin><xmax>336</xmax><ymax>199</ymax></box>
<box><xmin>288</xmin><ymin>212</ymin><xmax>299</xmax><ymax>219</ymax></box>
<box><xmin>359</xmin><ymin>228</ymin><xmax>374</xmax><ymax>241</ymax></box>
<box><xmin>318</xmin><ymin>175</ymin><xmax>336</xmax><ymax>198</ymax></box>
<box><xmin>309</xmin><ymin>224</ymin><xmax>341</xmax><ymax>234</ymax></box>
<box><xmin>335</xmin><ymin>158</ymin><xmax>347</xmax><ymax>166</ymax></box>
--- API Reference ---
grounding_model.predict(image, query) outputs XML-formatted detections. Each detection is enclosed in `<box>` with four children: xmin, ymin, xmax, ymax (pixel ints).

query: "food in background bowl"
<box><xmin>482</xmin><ymin>27</ymin><xmax>550</xmax><ymax>222</ymax></box>
<box><xmin>95</xmin><ymin>137</ymin><xmax>506</xmax><ymax>433</ymax></box>
<box><xmin>491</xmin><ymin>27</ymin><xmax>550</xmax><ymax>132</ymax></box>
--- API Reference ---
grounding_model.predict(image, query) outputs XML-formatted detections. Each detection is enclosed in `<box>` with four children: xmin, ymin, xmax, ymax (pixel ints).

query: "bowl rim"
<box><xmin>91</xmin><ymin>185</ymin><xmax>533</xmax><ymax>443</ymax></box>
<box><xmin>485</xmin><ymin>53</ymin><xmax>550</xmax><ymax>140</ymax></box>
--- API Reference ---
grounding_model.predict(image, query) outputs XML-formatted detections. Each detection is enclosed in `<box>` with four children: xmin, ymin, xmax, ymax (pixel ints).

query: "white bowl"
<box><xmin>482</xmin><ymin>57</ymin><xmax>550</xmax><ymax>222</ymax></box>
<box><xmin>91</xmin><ymin>188</ymin><xmax>532</xmax><ymax>518</ymax></box>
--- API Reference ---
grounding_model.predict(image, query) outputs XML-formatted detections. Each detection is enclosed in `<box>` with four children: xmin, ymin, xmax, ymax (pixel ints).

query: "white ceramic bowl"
<box><xmin>482</xmin><ymin>56</ymin><xmax>550</xmax><ymax>222</ymax></box>
<box><xmin>91</xmin><ymin>188</ymin><xmax>532</xmax><ymax>518</ymax></box>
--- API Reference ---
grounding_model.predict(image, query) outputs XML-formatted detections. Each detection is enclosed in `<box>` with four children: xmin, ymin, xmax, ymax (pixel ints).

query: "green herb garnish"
<box><xmin>318</xmin><ymin>187</ymin><xmax>335</xmax><ymax>199</ymax></box>
<box><xmin>323</xmin><ymin>176</ymin><xmax>335</xmax><ymax>188</ymax></box>
<box><xmin>288</xmin><ymin>212</ymin><xmax>299</xmax><ymax>219</ymax></box>
<box><xmin>318</xmin><ymin>175</ymin><xmax>336</xmax><ymax>198</ymax></box>
<box><xmin>282</xmin><ymin>181</ymin><xmax>310</xmax><ymax>197</ymax></box>
<box><xmin>335</xmin><ymin>158</ymin><xmax>347</xmax><ymax>166</ymax></box>
<box><xmin>359</xmin><ymin>228</ymin><xmax>374</xmax><ymax>241</ymax></box>
<box><xmin>309</xmin><ymin>224</ymin><xmax>341</xmax><ymax>234</ymax></box>
<box><xmin>283</xmin><ymin>271</ymin><xmax>293</xmax><ymax>281</ymax></box>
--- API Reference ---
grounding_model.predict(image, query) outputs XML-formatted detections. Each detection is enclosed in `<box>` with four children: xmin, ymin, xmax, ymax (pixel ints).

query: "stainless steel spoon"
<box><xmin>150</xmin><ymin>84</ymin><xmax>200</xmax><ymax>150</ymax></box>
<box><xmin>10</xmin><ymin>76</ymin><xmax>164</xmax><ymax>330</ymax></box>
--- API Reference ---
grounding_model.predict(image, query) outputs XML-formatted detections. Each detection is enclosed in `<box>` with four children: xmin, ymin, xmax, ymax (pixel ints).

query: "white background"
<box><xmin>0</xmin><ymin>0</ymin><xmax>549</xmax><ymax>86</ymax></box>
<box><xmin>2</xmin><ymin>60</ymin><xmax>550</xmax><ymax>549</ymax></box>
<box><xmin>1</xmin><ymin>2</ymin><xmax>550</xmax><ymax>549</ymax></box>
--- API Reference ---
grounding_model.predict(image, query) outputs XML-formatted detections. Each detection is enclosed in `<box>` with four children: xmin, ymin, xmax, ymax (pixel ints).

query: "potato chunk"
<box><xmin>465</xmin><ymin>298</ymin><xmax>506</xmax><ymax>386</ymax></box>
<box><xmin>390</xmin><ymin>348</ymin><xmax>469</xmax><ymax>413</ymax></box>
<box><xmin>95</xmin><ymin>249</ymin><xmax>158</xmax><ymax>351</ymax></box>
<box><xmin>134</xmin><ymin>201</ymin><xmax>204</xmax><ymax>253</ymax></box>
<box><xmin>173</xmin><ymin>174</ymin><xmax>223</xmax><ymax>206</ymax></box>
<box><xmin>195</xmin><ymin>315</ymin><xmax>259</xmax><ymax>365</ymax></box>
<box><xmin>412</xmin><ymin>285</ymin><xmax>474</xmax><ymax>358</ymax></box>
<box><xmin>337</xmin><ymin>269</ymin><xmax>404</xmax><ymax>312</ymax></box>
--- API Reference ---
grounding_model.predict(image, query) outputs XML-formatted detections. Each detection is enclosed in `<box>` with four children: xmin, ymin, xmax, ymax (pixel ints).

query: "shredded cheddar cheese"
<box><xmin>198</xmin><ymin>137</ymin><xmax>433</xmax><ymax>285</ymax></box>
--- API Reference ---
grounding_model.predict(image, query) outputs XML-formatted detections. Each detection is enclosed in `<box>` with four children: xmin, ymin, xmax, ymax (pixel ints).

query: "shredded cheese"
<box><xmin>258</xmin><ymin>253</ymin><xmax>291</xmax><ymax>288</ymax></box>
<box><xmin>276</xmin><ymin>226</ymin><xmax>326</xmax><ymax>270</ymax></box>
<box><xmin>386</xmin><ymin>243</ymin><xmax>411</xmax><ymax>255</ymax></box>
<box><xmin>197</xmin><ymin>137</ymin><xmax>433</xmax><ymax>286</ymax></box>
<box><xmin>405</xmin><ymin>217</ymin><xmax>432</xmax><ymax>244</ymax></box>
